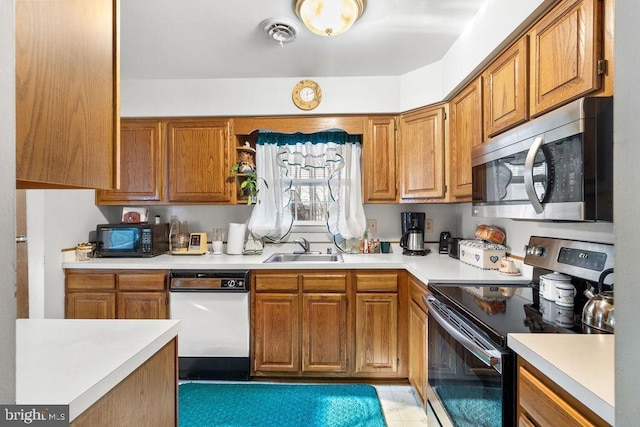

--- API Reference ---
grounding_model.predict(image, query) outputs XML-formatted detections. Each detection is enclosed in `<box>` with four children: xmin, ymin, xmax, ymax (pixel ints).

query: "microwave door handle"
<box><xmin>524</xmin><ymin>136</ymin><xmax>545</xmax><ymax>214</ymax></box>
<box><xmin>425</xmin><ymin>296</ymin><xmax>502</xmax><ymax>373</ymax></box>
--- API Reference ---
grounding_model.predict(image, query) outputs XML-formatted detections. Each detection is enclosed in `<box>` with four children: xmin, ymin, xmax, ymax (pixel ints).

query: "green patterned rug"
<box><xmin>179</xmin><ymin>382</ymin><xmax>387</xmax><ymax>427</ymax></box>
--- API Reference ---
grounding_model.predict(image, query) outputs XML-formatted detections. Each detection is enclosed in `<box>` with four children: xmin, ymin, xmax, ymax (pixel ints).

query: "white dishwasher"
<box><xmin>169</xmin><ymin>270</ymin><xmax>250</xmax><ymax>380</ymax></box>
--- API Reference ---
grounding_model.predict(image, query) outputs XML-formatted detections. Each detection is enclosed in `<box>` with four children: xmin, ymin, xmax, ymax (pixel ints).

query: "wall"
<box><xmin>613</xmin><ymin>1</ymin><xmax>640</xmax><ymax>423</ymax></box>
<box><xmin>0</xmin><ymin>0</ymin><xmax>15</xmax><ymax>404</ymax></box>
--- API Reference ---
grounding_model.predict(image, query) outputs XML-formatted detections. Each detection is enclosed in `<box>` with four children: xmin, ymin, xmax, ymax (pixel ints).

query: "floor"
<box><xmin>373</xmin><ymin>384</ymin><xmax>429</xmax><ymax>427</ymax></box>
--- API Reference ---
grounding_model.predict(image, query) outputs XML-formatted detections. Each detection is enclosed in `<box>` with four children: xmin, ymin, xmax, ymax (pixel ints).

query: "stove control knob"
<box><xmin>525</xmin><ymin>245</ymin><xmax>544</xmax><ymax>257</ymax></box>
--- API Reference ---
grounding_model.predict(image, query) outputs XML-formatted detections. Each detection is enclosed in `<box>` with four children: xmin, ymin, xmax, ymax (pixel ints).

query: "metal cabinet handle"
<box><xmin>16</xmin><ymin>235</ymin><xmax>28</xmax><ymax>243</ymax></box>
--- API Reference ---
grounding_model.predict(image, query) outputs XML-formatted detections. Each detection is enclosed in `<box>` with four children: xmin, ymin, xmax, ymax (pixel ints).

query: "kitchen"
<box><xmin>1</xmin><ymin>0</ymin><xmax>639</xmax><ymax>425</ymax></box>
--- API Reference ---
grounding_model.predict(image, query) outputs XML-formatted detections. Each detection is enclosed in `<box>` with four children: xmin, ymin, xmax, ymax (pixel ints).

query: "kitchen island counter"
<box><xmin>16</xmin><ymin>319</ymin><xmax>181</xmax><ymax>423</ymax></box>
<box><xmin>508</xmin><ymin>333</ymin><xmax>614</xmax><ymax>425</ymax></box>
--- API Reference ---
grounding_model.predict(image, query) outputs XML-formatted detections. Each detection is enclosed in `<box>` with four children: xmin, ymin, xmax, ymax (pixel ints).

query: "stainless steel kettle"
<box><xmin>582</xmin><ymin>268</ymin><xmax>614</xmax><ymax>333</ymax></box>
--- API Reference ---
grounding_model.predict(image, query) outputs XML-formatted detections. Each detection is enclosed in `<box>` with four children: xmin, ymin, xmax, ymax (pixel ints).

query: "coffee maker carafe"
<box><xmin>400</xmin><ymin>212</ymin><xmax>430</xmax><ymax>256</ymax></box>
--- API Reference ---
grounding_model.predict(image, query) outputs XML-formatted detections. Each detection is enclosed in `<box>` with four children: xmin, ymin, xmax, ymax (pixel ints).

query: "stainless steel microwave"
<box><xmin>96</xmin><ymin>223</ymin><xmax>169</xmax><ymax>257</ymax></box>
<box><xmin>471</xmin><ymin>96</ymin><xmax>613</xmax><ymax>221</ymax></box>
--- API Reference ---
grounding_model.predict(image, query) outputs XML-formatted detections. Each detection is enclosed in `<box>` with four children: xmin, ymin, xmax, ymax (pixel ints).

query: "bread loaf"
<box><xmin>474</xmin><ymin>225</ymin><xmax>506</xmax><ymax>245</ymax></box>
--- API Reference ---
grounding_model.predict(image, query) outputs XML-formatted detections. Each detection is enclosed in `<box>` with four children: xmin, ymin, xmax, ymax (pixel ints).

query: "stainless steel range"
<box><xmin>425</xmin><ymin>236</ymin><xmax>614</xmax><ymax>427</ymax></box>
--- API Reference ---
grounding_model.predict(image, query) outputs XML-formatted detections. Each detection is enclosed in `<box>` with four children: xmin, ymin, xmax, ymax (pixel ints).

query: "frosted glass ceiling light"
<box><xmin>295</xmin><ymin>0</ymin><xmax>366</xmax><ymax>36</ymax></box>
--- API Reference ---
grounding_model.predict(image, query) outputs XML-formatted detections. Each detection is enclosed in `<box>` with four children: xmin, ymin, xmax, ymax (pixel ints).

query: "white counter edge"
<box><xmin>508</xmin><ymin>333</ymin><xmax>614</xmax><ymax>425</ymax></box>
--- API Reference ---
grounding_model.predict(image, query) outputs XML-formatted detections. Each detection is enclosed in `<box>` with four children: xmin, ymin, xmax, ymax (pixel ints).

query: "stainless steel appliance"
<box><xmin>400</xmin><ymin>212</ymin><xmax>430</xmax><ymax>256</ymax></box>
<box><xmin>425</xmin><ymin>236</ymin><xmax>614</xmax><ymax>426</ymax></box>
<box><xmin>169</xmin><ymin>270</ymin><xmax>250</xmax><ymax>380</ymax></box>
<box><xmin>471</xmin><ymin>96</ymin><xmax>613</xmax><ymax>221</ymax></box>
<box><xmin>95</xmin><ymin>223</ymin><xmax>169</xmax><ymax>257</ymax></box>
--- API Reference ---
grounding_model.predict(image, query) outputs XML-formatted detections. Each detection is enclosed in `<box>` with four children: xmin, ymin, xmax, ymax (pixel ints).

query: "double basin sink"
<box><xmin>263</xmin><ymin>252</ymin><xmax>344</xmax><ymax>263</ymax></box>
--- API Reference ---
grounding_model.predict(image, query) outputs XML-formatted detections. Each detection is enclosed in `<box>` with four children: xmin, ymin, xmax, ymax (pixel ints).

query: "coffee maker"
<box><xmin>400</xmin><ymin>212</ymin><xmax>430</xmax><ymax>256</ymax></box>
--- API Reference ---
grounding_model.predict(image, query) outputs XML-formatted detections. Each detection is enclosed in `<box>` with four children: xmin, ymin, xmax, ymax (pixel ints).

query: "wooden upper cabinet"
<box><xmin>167</xmin><ymin>119</ymin><xmax>232</xmax><ymax>203</ymax></box>
<box><xmin>398</xmin><ymin>106</ymin><xmax>446</xmax><ymax>202</ymax></box>
<box><xmin>97</xmin><ymin>120</ymin><xmax>163</xmax><ymax>204</ymax></box>
<box><xmin>529</xmin><ymin>0</ymin><xmax>601</xmax><ymax>117</ymax></box>
<box><xmin>16</xmin><ymin>0</ymin><xmax>118</xmax><ymax>189</ymax></box>
<box><xmin>483</xmin><ymin>37</ymin><xmax>529</xmax><ymax>139</ymax></box>
<box><xmin>363</xmin><ymin>116</ymin><xmax>397</xmax><ymax>203</ymax></box>
<box><xmin>449</xmin><ymin>77</ymin><xmax>483</xmax><ymax>200</ymax></box>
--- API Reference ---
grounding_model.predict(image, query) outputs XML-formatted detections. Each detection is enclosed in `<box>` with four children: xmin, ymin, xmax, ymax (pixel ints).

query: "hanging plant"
<box><xmin>231</xmin><ymin>163</ymin><xmax>268</xmax><ymax>205</ymax></box>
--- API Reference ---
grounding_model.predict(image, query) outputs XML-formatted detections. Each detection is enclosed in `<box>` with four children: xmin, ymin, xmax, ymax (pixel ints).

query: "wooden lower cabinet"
<box><xmin>66</xmin><ymin>292</ymin><xmax>116</xmax><ymax>319</ymax></box>
<box><xmin>65</xmin><ymin>270</ymin><xmax>168</xmax><ymax>320</ymax></box>
<box><xmin>71</xmin><ymin>339</ymin><xmax>177</xmax><ymax>427</ymax></box>
<box><xmin>355</xmin><ymin>293</ymin><xmax>398</xmax><ymax>374</ymax></box>
<box><xmin>408</xmin><ymin>275</ymin><xmax>429</xmax><ymax>405</ymax></box>
<box><xmin>303</xmin><ymin>293</ymin><xmax>348</xmax><ymax>372</ymax></box>
<box><xmin>252</xmin><ymin>269</ymin><xmax>405</xmax><ymax>378</ymax></box>
<box><xmin>253</xmin><ymin>293</ymin><xmax>300</xmax><ymax>373</ymax></box>
<box><xmin>517</xmin><ymin>356</ymin><xmax>610</xmax><ymax>426</ymax></box>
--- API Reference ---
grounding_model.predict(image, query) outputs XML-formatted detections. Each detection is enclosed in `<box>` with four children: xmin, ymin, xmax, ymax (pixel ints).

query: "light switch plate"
<box><xmin>366</xmin><ymin>219</ymin><xmax>378</xmax><ymax>234</ymax></box>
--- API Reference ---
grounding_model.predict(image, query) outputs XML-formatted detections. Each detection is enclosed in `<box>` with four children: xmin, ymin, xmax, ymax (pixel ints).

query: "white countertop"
<box><xmin>508</xmin><ymin>333</ymin><xmax>614</xmax><ymax>425</ymax></box>
<box><xmin>16</xmin><ymin>319</ymin><xmax>181</xmax><ymax>422</ymax></box>
<box><xmin>63</xmin><ymin>244</ymin><xmax>532</xmax><ymax>286</ymax></box>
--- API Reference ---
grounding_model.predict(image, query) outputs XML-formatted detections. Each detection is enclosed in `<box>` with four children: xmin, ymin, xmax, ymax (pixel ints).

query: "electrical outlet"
<box><xmin>425</xmin><ymin>219</ymin><xmax>434</xmax><ymax>233</ymax></box>
<box><xmin>366</xmin><ymin>219</ymin><xmax>378</xmax><ymax>234</ymax></box>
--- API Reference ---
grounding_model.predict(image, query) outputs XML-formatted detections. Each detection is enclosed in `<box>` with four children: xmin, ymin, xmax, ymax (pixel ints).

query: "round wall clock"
<box><xmin>292</xmin><ymin>80</ymin><xmax>322</xmax><ymax>110</ymax></box>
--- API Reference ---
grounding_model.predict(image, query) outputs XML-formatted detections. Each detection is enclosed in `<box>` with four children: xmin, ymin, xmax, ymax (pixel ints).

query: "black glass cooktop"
<box><xmin>427</xmin><ymin>284</ymin><xmax>592</xmax><ymax>349</ymax></box>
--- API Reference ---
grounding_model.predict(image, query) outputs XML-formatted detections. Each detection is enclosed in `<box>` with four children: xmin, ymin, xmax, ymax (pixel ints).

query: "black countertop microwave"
<box><xmin>471</xmin><ymin>96</ymin><xmax>613</xmax><ymax>221</ymax></box>
<box><xmin>96</xmin><ymin>223</ymin><xmax>169</xmax><ymax>257</ymax></box>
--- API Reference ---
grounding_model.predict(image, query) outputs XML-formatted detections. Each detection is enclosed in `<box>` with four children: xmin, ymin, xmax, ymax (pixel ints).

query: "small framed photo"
<box><xmin>122</xmin><ymin>207</ymin><xmax>148</xmax><ymax>223</ymax></box>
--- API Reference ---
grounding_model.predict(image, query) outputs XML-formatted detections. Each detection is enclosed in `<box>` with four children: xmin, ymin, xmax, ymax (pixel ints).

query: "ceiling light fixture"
<box><xmin>294</xmin><ymin>0</ymin><xmax>366</xmax><ymax>37</ymax></box>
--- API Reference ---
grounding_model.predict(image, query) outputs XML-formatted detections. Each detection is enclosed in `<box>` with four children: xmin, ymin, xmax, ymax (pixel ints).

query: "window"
<box><xmin>288</xmin><ymin>162</ymin><xmax>330</xmax><ymax>225</ymax></box>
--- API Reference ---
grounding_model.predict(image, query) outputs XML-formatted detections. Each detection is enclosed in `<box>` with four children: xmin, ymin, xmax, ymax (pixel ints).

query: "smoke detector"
<box><xmin>262</xmin><ymin>18</ymin><xmax>300</xmax><ymax>46</ymax></box>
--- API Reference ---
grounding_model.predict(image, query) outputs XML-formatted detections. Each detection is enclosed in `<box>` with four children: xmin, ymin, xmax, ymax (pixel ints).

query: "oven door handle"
<box><xmin>524</xmin><ymin>136</ymin><xmax>545</xmax><ymax>214</ymax></box>
<box><xmin>425</xmin><ymin>296</ymin><xmax>503</xmax><ymax>373</ymax></box>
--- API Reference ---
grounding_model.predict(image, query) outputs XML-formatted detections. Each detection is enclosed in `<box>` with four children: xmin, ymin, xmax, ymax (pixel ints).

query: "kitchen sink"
<box><xmin>263</xmin><ymin>253</ymin><xmax>344</xmax><ymax>263</ymax></box>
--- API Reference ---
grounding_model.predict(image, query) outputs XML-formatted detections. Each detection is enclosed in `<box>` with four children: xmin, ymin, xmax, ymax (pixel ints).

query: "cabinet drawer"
<box><xmin>409</xmin><ymin>277</ymin><xmax>428</xmax><ymax>312</ymax></box>
<box><xmin>355</xmin><ymin>272</ymin><xmax>398</xmax><ymax>292</ymax></box>
<box><xmin>254</xmin><ymin>273</ymin><xmax>299</xmax><ymax>292</ymax></box>
<box><xmin>302</xmin><ymin>273</ymin><xmax>347</xmax><ymax>292</ymax></box>
<box><xmin>118</xmin><ymin>272</ymin><xmax>167</xmax><ymax>291</ymax></box>
<box><xmin>66</xmin><ymin>272</ymin><xmax>116</xmax><ymax>291</ymax></box>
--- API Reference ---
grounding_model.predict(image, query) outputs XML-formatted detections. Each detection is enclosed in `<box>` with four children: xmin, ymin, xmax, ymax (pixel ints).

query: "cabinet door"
<box><xmin>167</xmin><ymin>119</ymin><xmax>232</xmax><ymax>203</ymax></box>
<box><xmin>16</xmin><ymin>0</ymin><xmax>117</xmax><ymax>189</ymax></box>
<box><xmin>254</xmin><ymin>293</ymin><xmax>300</xmax><ymax>373</ymax></box>
<box><xmin>408</xmin><ymin>300</ymin><xmax>428</xmax><ymax>405</ymax></box>
<box><xmin>302</xmin><ymin>294</ymin><xmax>348</xmax><ymax>373</ymax></box>
<box><xmin>117</xmin><ymin>292</ymin><xmax>168</xmax><ymax>319</ymax></box>
<box><xmin>398</xmin><ymin>106</ymin><xmax>446</xmax><ymax>202</ymax></box>
<box><xmin>96</xmin><ymin>120</ymin><xmax>164</xmax><ymax>204</ymax></box>
<box><xmin>363</xmin><ymin>116</ymin><xmax>397</xmax><ymax>203</ymax></box>
<box><xmin>449</xmin><ymin>77</ymin><xmax>483</xmax><ymax>200</ymax></box>
<box><xmin>529</xmin><ymin>0</ymin><xmax>601</xmax><ymax>117</ymax></box>
<box><xmin>66</xmin><ymin>293</ymin><xmax>116</xmax><ymax>319</ymax></box>
<box><xmin>355</xmin><ymin>293</ymin><xmax>398</xmax><ymax>375</ymax></box>
<box><xmin>483</xmin><ymin>37</ymin><xmax>529</xmax><ymax>139</ymax></box>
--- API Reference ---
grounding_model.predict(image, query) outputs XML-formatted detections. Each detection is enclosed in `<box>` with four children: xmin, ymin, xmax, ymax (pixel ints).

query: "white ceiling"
<box><xmin>121</xmin><ymin>0</ymin><xmax>487</xmax><ymax>80</ymax></box>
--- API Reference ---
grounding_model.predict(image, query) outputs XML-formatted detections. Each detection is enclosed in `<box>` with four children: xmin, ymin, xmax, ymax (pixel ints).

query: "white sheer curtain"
<box><xmin>247</xmin><ymin>131</ymin><xmax>366</xmax><ymax>248</ymax></box>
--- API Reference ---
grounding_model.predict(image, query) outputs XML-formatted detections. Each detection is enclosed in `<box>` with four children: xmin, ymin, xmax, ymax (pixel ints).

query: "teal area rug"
<box><xmin>179</xmin><ymin>382</ymin><xmax>387</xmax><ymax>427</ymax></box>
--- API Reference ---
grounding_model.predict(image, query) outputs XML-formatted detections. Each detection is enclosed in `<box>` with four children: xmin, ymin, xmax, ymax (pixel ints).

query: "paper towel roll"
<box><xmin>226</xmin><ymin>223</ymin><xmax>247</xmax><ymax>255</ymax></box>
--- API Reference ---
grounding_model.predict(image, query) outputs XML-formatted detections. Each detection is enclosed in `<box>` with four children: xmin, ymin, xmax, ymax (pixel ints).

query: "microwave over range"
<box><xmin>472</xmin><ymin>96</ymin><xmax>613</xmax><ymax>221</ymax></box>
<box><xmin>96</xmin><ymin>223</ymin><xmax>169</xmax><ymax>257</ymax></box>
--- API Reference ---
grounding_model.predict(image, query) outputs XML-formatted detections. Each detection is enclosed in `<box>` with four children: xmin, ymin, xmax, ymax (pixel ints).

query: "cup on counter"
<box><xmin>380</xmin><ymin>242</ymin><xmax>391</xmax><ymax>253</ymax></box>
<box><xmin>211</xmin><ymin>228</ymin><xmax>224</xmax><ymax>254</ymax></box>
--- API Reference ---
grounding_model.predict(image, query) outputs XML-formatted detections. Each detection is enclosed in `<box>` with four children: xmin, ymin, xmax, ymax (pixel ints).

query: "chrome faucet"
<box><xmin>294</xmin><ymin>237</ymin><xmax>311</xmax><ymax>254</ymax></box>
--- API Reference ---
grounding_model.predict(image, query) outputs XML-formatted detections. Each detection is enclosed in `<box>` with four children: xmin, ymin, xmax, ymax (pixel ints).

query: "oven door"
<box><xmin>425</xmin><ymin>295</ymin><xmax>515</xmax><ymax>427</ymax></box>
